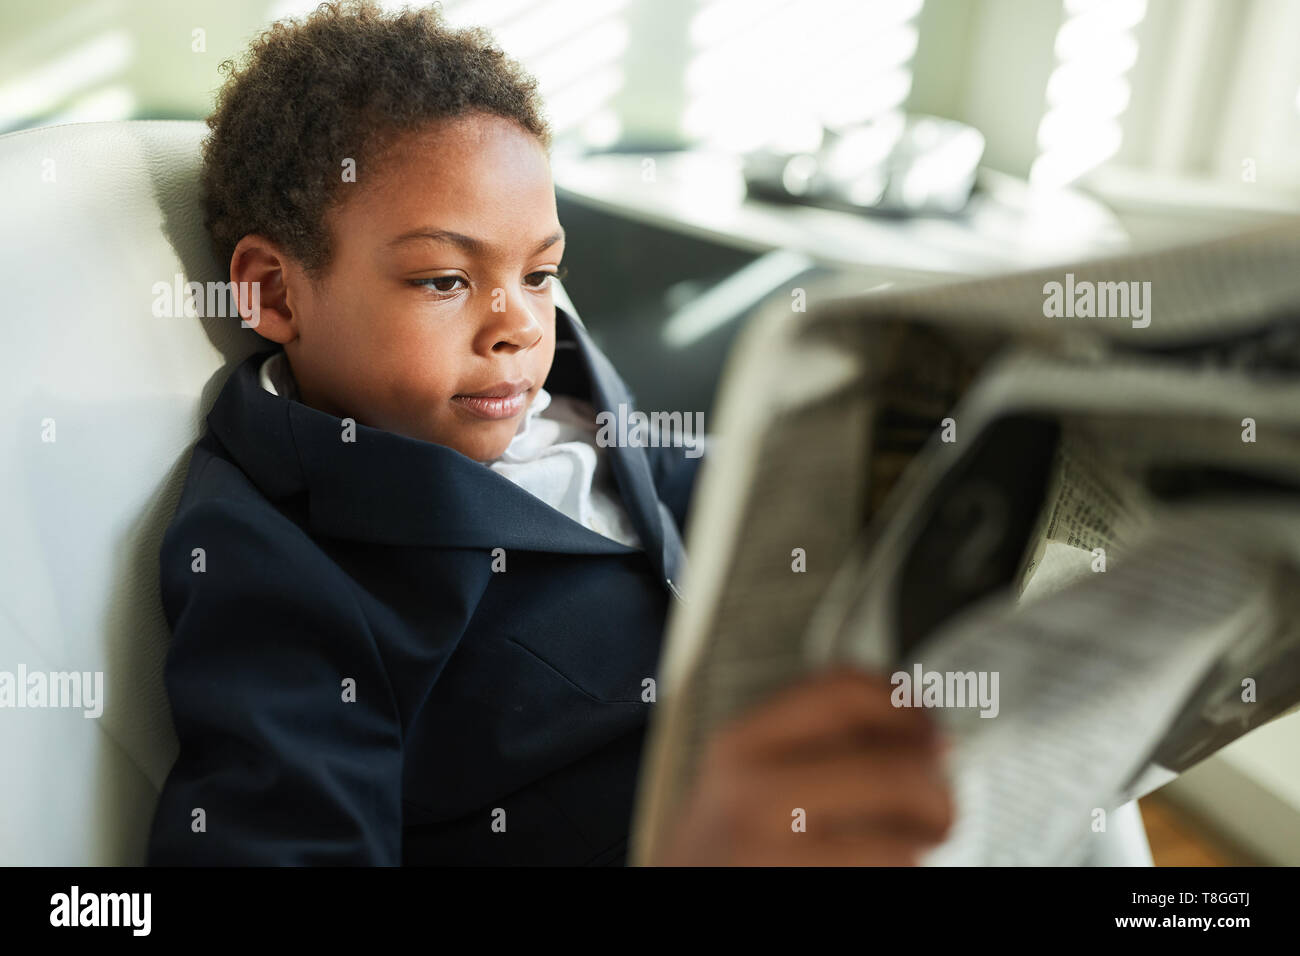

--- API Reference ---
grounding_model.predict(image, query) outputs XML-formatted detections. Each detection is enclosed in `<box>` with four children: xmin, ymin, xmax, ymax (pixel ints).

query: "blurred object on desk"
<box><xmin>553</xmin><ymin>147</ymin><xmax>1131</xmax><ymax>278</ymax></box>
<box><xmin>741</xmin><ymin>113</ymin><xmax>986</xmax><ymax>217</ymax></box>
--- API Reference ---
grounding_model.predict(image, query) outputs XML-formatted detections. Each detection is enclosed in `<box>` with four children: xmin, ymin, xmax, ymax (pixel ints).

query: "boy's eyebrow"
<box><xmin>387</xmin><ymin>226</ymin><xmax>565</xmax><ymax>257</ymax></box>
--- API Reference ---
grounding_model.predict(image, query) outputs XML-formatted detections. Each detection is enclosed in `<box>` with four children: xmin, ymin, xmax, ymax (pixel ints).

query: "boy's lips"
<box><xmin>454</xmin><ymin>379</ymin><xmax>533</xmax><ymax>398</ymax></box>
<box><xmin>451</xmin><ymin>379</ymin><xmax>532</xmax><ymax>420</ymax></box>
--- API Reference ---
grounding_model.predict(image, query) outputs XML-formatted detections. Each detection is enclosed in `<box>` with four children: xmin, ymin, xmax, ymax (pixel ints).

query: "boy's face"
<box><xmin>252</xmin><ymin>112</ymin><xmax>562</xmax><ymax>463</ymax></box>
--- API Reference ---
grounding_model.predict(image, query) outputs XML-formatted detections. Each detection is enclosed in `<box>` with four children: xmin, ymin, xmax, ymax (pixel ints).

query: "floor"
<box><xmin>1138</xmin><ymin>793</ymin><xmax>1260</xmax><ymax>866</ymax></box>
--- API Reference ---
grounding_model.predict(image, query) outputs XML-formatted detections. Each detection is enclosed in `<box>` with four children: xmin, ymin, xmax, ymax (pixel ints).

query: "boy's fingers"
<box><xmin>734</xmin><ymin>829</ymin><xmax>937</xmax><ymax>867</ymax></box>
<box><xmin>727</xmin><ymin>749</ymin><xmax>955</xmax><ymax>841</ymax></box>
<box><xmin>802</xmin><ymin>823</ymin><xmax>945</xmax><ymax>866</ymax></box>
<box><xmin>716</xmin><ymin>665</ymin><xmax>941</xmax><ymax>762</ymax></box>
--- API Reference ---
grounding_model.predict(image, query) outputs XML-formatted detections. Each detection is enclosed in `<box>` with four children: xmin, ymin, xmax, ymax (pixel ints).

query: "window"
<box><xmin>683</xmin><ymin>0</ymin><xmax>926</xmax><ymax>153</ymax></box>
<box><xmin>440</xmin><ymin>0</ymin><xmax>631</xmax><ymax>148</ymax></box>
<box><xmin>1030</xmin><ymin>0</ymin><xmax>1147</xmax><ymax>187</ymax></box>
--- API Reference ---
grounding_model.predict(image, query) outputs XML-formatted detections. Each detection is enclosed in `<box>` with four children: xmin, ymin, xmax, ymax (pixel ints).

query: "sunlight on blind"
<box><xmin>267</xmin><ymin>0</ymin><xmax>630</xmax><ymax>147</ymax></box>
<box><xmin>0</xmin><ymin>30</ymin><xmax>134</xmax><ymax>130</ymax></box>
<box><xmin>683</xmin><ymin>0</ymin><xmax>924</xmax><ymax>154</ymax></box>
<box><xmin>398</xmin><ymin>0</ymin><xmax>631</xmax><ymax>148</ymax></box>
<box><xmin>1030</xmin><ymin>0</ymin><xmax>1147</xmax><ymax>188</ymax></box>
<box><xmin>454</xmin><ymin>0</ymin><xmax>629</xmax><ymax>147</ymax></box>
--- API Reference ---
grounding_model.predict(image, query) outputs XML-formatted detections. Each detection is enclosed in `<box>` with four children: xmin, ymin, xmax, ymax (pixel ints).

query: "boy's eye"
<box><xmin>413</xmin><ymin>275</ymin><xmax>466</xmax><ymax>293</ymax></box>
<box><xmin>527</xmin><ymin>265</ymin><xmax>568</xmax><ymax>290</ymax></box>
<box><xmin>412</xmin><ymin>265</ymin><xmax>566</xmax><ymax>295</ymax></box>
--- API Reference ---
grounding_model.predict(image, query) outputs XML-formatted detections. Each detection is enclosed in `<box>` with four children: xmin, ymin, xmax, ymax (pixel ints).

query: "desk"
<box><xmin>551</xmin><ymin>148</ymin><xmax>1132</xmax><ymax>415</ymax></box>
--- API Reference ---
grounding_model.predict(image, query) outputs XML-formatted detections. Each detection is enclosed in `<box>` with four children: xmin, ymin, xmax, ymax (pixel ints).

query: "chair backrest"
<box><xmin>0</xmin><ymin>119</ymin><xmax>584</xmax><ymax>864</ymax></box>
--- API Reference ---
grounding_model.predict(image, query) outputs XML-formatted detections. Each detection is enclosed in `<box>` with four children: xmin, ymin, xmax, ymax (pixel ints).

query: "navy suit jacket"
<box><xmin>146</xmin><ymin>305</ymin><xmax>703</xmax><ymax>865</ymax></box>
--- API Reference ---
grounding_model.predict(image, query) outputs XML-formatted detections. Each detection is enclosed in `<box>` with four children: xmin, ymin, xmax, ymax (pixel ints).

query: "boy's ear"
<box><xmin>229</xmin><ymin>234</ymin><xmax>300</xmax><ymax>344</ymax></box>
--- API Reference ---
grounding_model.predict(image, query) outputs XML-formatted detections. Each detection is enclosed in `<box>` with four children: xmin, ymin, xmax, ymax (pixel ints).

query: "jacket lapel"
<box><xmin>562</xmin><ymin>312</ymin><xmax>688</xmax><ymax>590</ymax></box>
<box><xmin>207</xmin><ymin>306</ymin><xmax>679</xmax><ymax>579</ymax></box>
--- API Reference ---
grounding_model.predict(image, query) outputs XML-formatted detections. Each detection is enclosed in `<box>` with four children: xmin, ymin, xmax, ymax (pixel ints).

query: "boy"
<box><xmin>146</xmin><ymin>0</ymin><xmax>952</xmax><ymax>866</ymax></box>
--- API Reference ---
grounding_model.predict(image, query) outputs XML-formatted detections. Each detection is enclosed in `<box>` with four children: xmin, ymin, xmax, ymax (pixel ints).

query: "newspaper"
<box><xmin>629</xmin><ymin>218</ymin><xmax>1300</xmax><ymax>866</ymax></box>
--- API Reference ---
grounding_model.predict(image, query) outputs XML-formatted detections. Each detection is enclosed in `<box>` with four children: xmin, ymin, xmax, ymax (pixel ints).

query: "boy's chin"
<box><xmin>383</xmin><ymin>405</ymin><xmax>523</xmax><ymax>461</ymax></box>
<box><xmin>445</xmin><ymin>428</ymin><xmax>515</xmax><ymax>464</ymax></box>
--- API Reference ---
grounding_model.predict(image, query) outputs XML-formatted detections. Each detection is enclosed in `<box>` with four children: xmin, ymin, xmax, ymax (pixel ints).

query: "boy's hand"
<box><xmin>648</xmin><ymin>665</ymin><xmax>955</xmax><ymax>866</ymax></box>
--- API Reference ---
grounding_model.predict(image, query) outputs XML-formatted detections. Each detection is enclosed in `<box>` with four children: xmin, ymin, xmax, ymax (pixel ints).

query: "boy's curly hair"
<box><xmin>201</xmin><ymin>0</ymin><xmax>553</xmax><ymax>278</ymax></box>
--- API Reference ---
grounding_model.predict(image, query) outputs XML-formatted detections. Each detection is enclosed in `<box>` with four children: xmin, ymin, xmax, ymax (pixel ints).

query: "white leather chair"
<box><xmin>0</xmin><ymin>119</ymin><xmax>589</xmax><ymax>865</ymax></box>
<box><xmin>0</xmin><ymin>119</ymin><xmax>1151</xmax><ymax>866</ymax></box>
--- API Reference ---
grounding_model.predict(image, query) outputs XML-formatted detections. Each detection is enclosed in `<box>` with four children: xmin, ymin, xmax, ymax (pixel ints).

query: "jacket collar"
<box><xmin>206</xmin><ymin>305</ymin><xmax>682</xmax><ymax>581</ymax></box>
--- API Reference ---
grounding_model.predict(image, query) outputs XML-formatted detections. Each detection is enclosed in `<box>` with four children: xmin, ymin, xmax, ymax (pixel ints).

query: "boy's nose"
<box><xmin>477</xmin><ymin>292</ymin><xmax>545</xmax><ymax>353</ymax></box>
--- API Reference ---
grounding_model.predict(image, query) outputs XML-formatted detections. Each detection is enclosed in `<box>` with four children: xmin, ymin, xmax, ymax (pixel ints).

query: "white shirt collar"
<box><xmin>254</xmin><ymin>350</ymin><xmax>639</xmax><ymax>547</ymax></box>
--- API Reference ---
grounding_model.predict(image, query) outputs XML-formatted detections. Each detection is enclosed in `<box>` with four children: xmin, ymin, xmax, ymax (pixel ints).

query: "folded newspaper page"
<box><xmin>629</xmin><ymin>218</ymin><xmax>1300</xmax><ymax>866</ymax></box>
